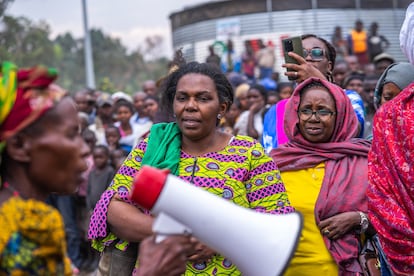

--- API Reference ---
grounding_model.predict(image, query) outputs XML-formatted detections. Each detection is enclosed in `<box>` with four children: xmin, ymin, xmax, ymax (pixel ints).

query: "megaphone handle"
<box><xmin>155</xmin><ymin>234</ymin><xmax>169</xmax><ymax>243</ymax></box>
<box><xmin>153</xmin><ymin>212</ymin><xmax>193</xmax><ymax>243</ymax></box>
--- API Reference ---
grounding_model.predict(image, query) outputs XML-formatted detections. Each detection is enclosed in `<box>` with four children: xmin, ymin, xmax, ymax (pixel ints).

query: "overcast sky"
<box><xmin>7</xmin><ymin>0</ymin><xmax>209</xmax><ymax>57</ymax></box>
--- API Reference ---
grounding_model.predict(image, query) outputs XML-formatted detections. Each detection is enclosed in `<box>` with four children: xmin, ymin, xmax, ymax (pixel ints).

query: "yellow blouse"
<box><xmin>281</xmin><ymin>163</ymin><xmax>338</xmax><ymax>275</ymax></box>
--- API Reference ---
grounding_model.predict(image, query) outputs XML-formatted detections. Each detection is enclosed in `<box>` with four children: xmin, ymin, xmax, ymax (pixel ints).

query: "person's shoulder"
<box><xmin>134</xmin><ymin>137</ymin><xmax>149</xmax><ymax>149</ymax></box>
<box><xmin>104</xmin><ymin>164</ymin><xmax>116</xmax><ymax>173</ymax></box>
<box><xmin>238</xmin><ymin>110</ymin><xmax>250</xmax><ymax>119</ymax></box>
<box><xmin>232</xmin><ymin>136</ymin><xmax>271</xmax><ymax>163</ymax></box>
<box><xmin>234</xmin><ymin>134</ymin><xmax>255</xmax><ymax>141</ymax></box>
<box><xmin>264</xmin><ymin>104</ymin><xmax>276</xmax><ymax>117</ymax></box>
<box><xmin>233</xmin><ymin>135</ymin><xmax>263</xmax><ymax>148</ymax></box>
<box><xmin>231</xmin><ymin>135</ymin><xmax>255</xmax><ymax>145</ymax></box>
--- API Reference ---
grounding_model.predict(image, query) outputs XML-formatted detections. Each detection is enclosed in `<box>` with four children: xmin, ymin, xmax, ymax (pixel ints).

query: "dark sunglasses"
<box><xmin>303</xmin><ymin>48</ymin><xmax>325</xmax><ymax>61</ymax></box>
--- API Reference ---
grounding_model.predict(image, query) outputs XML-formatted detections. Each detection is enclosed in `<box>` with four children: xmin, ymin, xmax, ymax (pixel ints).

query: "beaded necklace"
<box><xmin>2</xmin><ymin>182</ymin><xmax>20</xmax><ymax>197</ymax></box>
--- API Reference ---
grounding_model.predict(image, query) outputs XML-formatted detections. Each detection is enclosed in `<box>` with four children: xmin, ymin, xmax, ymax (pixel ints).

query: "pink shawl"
<box><xmin>270</xmin><ymin>78</ymin><xmax>371</xmax><ymax>274</ymax></box>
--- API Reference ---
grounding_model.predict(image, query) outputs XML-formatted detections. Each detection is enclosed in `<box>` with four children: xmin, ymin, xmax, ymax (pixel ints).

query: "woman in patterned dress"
<box><xmin>88</xmin><ymin>59</ymin><xmax>294</xmax><ymax>275</ymax></box>
<box><xmin>0</xmin><ymin>62</ymin><xmax>89</xmax><ymax>275</ymax></box>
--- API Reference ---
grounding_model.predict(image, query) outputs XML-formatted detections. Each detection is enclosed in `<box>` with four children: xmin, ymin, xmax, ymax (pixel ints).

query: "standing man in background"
<box><xmin>256</xmin><ymin>40</ymin><xmax>276</xmax><ymax>79</ymax></box>
<box><xmin>206</xmin><ymin>45</ymin><xmax>221</xmax><ymax>68</ymax></box>
<box><xmin>348</xmin><ymin>20</ymin><xmax>369</xmax><ymax>65</ymax></box>
<box><xmin>368</xmin><ymin>22</ymin><xmax>390</xmax><ymax>62</ymax></box>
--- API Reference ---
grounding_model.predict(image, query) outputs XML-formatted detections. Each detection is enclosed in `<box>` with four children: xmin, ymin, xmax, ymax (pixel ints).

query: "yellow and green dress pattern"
<box><xmin>0</xmin><ymin>197</ymin><xmax>72</xmax><ymax>275</ymax></box>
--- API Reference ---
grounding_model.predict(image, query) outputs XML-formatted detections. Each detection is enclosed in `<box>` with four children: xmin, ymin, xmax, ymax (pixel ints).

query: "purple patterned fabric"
<box><xmin>88</xmin><ymin>134</ymin><xmax>294</xmax><ymax>267</ymax></box>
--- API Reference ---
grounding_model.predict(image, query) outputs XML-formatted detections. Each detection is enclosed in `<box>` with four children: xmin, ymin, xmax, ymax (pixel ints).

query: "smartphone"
<box><xmin>282</xmin><ymin>36</ymin><xmax>303</xmax><ymax>80</ymax></box>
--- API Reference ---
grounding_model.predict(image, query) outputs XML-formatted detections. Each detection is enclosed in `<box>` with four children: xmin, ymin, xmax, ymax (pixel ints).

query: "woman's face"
<box><xmin>27</xmin><ymin>98</ymin><xmax>88</xmax><ymax>194</ymax></box>
<box><xmin>298</xmin><ymin>87</ymin><xmax>336</xmax><ymax>143</ymax></box>
<box><xmin>116</xmin><ymin>105</ymin><xmax>133</xmax><ymax>123</ymax></box>
<box><xmin>333</xmin><ymin>63</ymin><xmax>348</xmax><ymax>87</ymax></box>
<box><xmin>380</xmin><ymin>82</ymin><xmax>402</xmax><ymax>105</ymax></box>
<box><xmin>236</xmin><ymin>93</ymin><xmax>249</xmax><ymax>111</ymax></box>
<box><xmin>247</xmin><ymin>88</ymin><xmax>265</xmax><ymax>108</ymax></box>
<box><xmin>144</xmin><ymin>98</ymin><xmax>159</xmax><ymax>119</ymax></box>
<box><xmin>345</xmin><ymin>79</ymin><xmax>364</xmax><ymax>94</ymax></box>
<box><xmin>302</xmin><ymin>37</ymin><xmax>332</xmax><ymax>77</ymax></box>
<box><xmin>173</xmin><ymin>73</ymin><xmax>227</xmax><ymax>142</ymax></box>
<box><xmin>224</xmin><ymin>102</ymin><xmax>241</xmax><ymax>125</ymax></box>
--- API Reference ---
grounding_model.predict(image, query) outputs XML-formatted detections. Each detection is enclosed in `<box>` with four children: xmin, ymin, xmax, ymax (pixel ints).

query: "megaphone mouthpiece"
<box><xmin>131</xmin><ymin>166</ymin><xmax>169</xmax><ymax>210</ymax></box>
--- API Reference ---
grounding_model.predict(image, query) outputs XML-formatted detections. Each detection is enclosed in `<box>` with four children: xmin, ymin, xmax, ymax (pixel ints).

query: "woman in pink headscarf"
<box><xmin>271</xmin><ymin>77</ymin><xmax>372</xmax><ymax>274</ymax></box>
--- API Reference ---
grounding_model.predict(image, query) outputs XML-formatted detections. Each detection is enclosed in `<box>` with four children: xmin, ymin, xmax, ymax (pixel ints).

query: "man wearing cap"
<box><xmin>111</xmin><ymin>91</ymin><xmax>133</xmax><ymax>103</ymax></box>
<box><xmin>89</xmin><ymin>93</ymin><xmax>115</xmax><ymax>145</ymax></box>
<box><xmin>373</xmin><ymin>52</ymin><xmax>395</xmax><ymax>75</ymax></box>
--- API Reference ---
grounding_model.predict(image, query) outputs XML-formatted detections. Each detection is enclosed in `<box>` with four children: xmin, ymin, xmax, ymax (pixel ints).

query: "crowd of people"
<box><xmin>1</xmin><ymin>4</ymin><xmax>414</xmax><ymax>276</ymax></box>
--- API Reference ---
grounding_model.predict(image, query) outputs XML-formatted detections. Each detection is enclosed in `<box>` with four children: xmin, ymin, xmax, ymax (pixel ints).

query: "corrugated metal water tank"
<box><xmin>170</xmin><ymin>0</ymin><xmax>410</xmax><ymax>74</ymax></box>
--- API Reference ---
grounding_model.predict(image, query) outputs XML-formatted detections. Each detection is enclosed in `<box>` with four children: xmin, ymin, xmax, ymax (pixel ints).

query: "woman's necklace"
<box><xmin>2</xmin><ymin>182</ymin><xmax>20</xmax><ymax>197</ymax></box>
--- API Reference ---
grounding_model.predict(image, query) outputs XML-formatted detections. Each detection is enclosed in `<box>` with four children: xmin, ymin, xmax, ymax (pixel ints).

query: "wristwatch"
<box><xmin>358</xmin><ymin>211</ymin><xmax>369</xmax><ymax>233</ymax></box>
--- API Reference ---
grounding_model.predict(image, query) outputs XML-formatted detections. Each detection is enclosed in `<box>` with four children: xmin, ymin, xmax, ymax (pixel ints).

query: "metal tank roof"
<box><xmin>169</xmin><ymin>0</ymin><xmax>411</xmax><ymax>67</ymax></box>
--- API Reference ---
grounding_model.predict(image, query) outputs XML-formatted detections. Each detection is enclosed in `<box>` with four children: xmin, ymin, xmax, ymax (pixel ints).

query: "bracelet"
<box><xmin>358</xmin><ymin>211</ymin><xmax>369</xmax><ymax>233</ymax></box>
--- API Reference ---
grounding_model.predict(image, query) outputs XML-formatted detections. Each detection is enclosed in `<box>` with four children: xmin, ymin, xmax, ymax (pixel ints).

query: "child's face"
<box><xmin>267</xmin><ymin>94</ymin><xmax>279</xmax><ymax>106</ymax></box>
<box><xmin>225</xmin><ymin>103</ymin><xmax>241</xmax><ymax>124</ymax></box>
<box><xmin>78</xmin><ymin>116</ymin><xmax>89</xmax><ymax>132</ymax></box>
<box><xmin>279</xmin><ymin>87</ymin><xmax>293</xmax><ymax>100</ymax></box>
<box><xmin>111</xmin><ymin>150</ymin><xmax>126</xmax><ymax>170</ymax></box>
<box><xmin>83</xmin><ymin>134</ymin><xmax>96</xmax><ymax>152</ymax></box>
<box><xmin>93</xmin><ymin>148</ymin><xmax>109</xmax><ymax>169</ymax></box>
<box><xmin>105</xmin><ymin>128</ymin><xmax>120</xmax><ymax>146</ymax></box>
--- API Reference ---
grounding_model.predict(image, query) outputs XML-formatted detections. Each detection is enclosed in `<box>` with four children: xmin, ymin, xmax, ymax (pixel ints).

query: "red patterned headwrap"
<box><xmin>0</xmin><ymin>62</ymin><xmax>64</xmax><ymax>146</ymax></box>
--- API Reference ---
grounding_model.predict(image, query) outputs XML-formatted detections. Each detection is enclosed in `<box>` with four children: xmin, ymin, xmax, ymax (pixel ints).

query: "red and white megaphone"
<box><xmin>130</xmin><ymin>166</ymin><xmax>302</xmax><ymax>276</ymax></box>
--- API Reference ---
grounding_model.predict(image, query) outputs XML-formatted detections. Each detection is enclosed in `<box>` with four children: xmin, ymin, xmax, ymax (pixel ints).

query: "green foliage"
<box><xmin>98</xmin><ymin>77</ymin><xmax>115</xmax><ymax>93</ymax></box>
<box><xmin>0</xmin><ymin>13</ymin><xmax>170</xmax><ymax>93</ymax></box>
<box><xmin>0</xmin><ymin>0</ymin><xmax>14</xmax><ymax>17</ymax></box>
<box><xmin>0</xmin><ymin>16</ymin><xmax>55</xmax><ymax>66</ymax></box>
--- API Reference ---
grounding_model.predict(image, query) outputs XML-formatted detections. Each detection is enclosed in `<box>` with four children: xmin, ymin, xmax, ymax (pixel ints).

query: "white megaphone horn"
<box><xmin>130</xmin><ymin>166</ymin><xmax>303</xmax><ymax>276</ymax></box>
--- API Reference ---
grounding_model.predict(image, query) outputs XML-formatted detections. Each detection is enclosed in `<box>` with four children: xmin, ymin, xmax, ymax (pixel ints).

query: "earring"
<box><xmin>217</xmin><ymin>114</ymin><xmax>222</xmax><ymax>119</ymax></box>
<box><xmin>173</xmin><ymin>114</ymin><xmax>177</xmax><ymax>118</ymax></box>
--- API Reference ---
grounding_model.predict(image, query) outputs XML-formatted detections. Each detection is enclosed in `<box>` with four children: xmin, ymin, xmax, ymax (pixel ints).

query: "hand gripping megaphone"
<box><xmin>130</xmin><ymin>165</ymin><xmax>302</xmax><ymax>276</ymax></box>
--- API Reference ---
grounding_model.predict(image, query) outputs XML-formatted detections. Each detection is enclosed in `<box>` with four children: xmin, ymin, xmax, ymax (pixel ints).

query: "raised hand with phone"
<box><xmin>282</xmin><ymin>34</ymin><xmax>335</xmax><ymax>83</ymax></box>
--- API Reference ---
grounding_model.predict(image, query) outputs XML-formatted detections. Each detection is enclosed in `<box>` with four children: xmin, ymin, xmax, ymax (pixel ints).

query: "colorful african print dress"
<box><xmin>89</xmin><ymin>135</ymin><xmax>294</xmax><ymax>275</ymax></box>
<box><xmin>0</xmin><ymin>196</ymin><xmax>72</xmax><ymax>275</ymax></box>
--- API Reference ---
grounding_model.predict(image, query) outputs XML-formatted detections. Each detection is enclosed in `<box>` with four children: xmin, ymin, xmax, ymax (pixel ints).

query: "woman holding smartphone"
<box><xmin>277</xmin><ymin>34</ymin><xmax>365</xmax><ymax>137</ymax></box>
<box><xmin>283</xmin><ymin>34</ymin><xmax>337</xmax><ymax>83</ymax></box>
